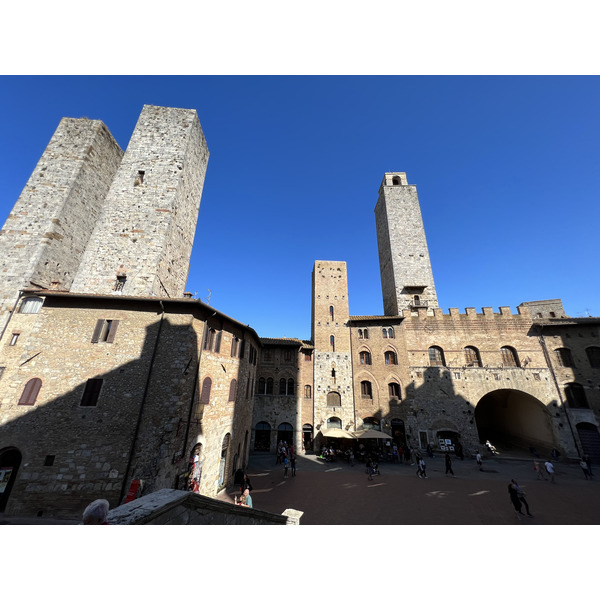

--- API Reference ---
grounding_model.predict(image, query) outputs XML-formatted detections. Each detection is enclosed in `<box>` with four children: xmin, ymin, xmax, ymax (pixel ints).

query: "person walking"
<box><xmin>291</xmin><ymin>454</ymin><xmax>296</xmax><ymax>477</ymax></box>
<box><xmin>417</xmin><ymin>456</ymin><xmax>427</xmax><ymax>479</ymax></box>
<box><xmin>476</xmin><ymin>451</ymin><xmax>483</xmax><ymax>471</ymax></box>
<box><xmin>533</xmin><ymin>460</ymin><xmax>547</xmax><ymax>480</ymax></box>
<box><xmin>349</xmin><ymin>449</ymin><xmax>355</xmax><ymax>467</ymax></box>
<box><xmin>544</xmin><ymin>460</ymin><xmax>556</xmax><ymax>483</ymax></box>
<box><xmin>580</xmin><ymin>457</ymin><xmax>592</xmax><ymax>480</ymax></box>
<box><xmin>445</xmin><ymin>452</ymin><xmax>454</xmax><ymax>476</ymax></box>
<box><xmin>283</xmin><ymin>455</ymin><xmax>290</xmax><ymax>478</ymax></box>
<box><xmin>508</xmin><ymin>482</ymin><xmax>524</xmax><ymax>519</ymax></box>
<box><xmin>510</xmin><ymin>480</ymin><xmax>532</xmax><ymax>517</ymax></box>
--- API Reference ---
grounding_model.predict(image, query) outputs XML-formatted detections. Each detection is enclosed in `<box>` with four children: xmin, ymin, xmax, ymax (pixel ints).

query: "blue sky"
<box><xmin>1</xmin><ymin>76</ymin><xmax>599</xmax><ymax>340</ymax></box>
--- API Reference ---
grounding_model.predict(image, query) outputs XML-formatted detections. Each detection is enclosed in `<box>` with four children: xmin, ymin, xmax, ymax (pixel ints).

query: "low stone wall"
<box><xmin>105</xmin><ymin>489</ymin><xmax>302</xmax><ymax>525</ymax></box>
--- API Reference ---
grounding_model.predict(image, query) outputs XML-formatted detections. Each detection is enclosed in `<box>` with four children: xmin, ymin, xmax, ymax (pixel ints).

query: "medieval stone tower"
<box><xmin>0</xmin><ymin>105</ymin><xmax>208</xmax><ymax>337</ymax></box>
<box><xmin>0</xmin><ymin>117</ymin><xmax>123</xmax><ymax>334</ymax></box>
<box><xmin>311</xmin><ymin>261</ymin><xmax>356</xmax><ymax>432</ymax></box>
<box><xmin>71</xmin><ymin>105</ymin><xmax>209</xmax><ymax>298</ymax></box>
<box><xmin>374</xmin><ymin>172</ymin><xmax>438</xmax><ymax>315</ymax></box>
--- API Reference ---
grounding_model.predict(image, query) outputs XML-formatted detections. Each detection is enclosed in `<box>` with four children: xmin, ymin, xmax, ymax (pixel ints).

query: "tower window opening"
<box><xmin>136</xmin><ymin>170</ymin><xmax>145</xmax><ymax>185</ymax></box>
<box><xmin>114</xmin><ymin>275</ymin><xmax>126</xmax><ymax>292</ymax></box>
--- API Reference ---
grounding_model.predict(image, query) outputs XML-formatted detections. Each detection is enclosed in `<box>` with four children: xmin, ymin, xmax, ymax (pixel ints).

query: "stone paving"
<box><xmin>220</xmin><ymin>451</ymin><xmax>600</xmax><ymax>525</ymax></box>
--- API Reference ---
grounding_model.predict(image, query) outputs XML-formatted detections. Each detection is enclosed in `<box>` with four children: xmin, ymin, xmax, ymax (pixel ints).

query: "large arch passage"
<box><xmin>474</xmin><ymin>389</ymin><xmax>555</xmax><ymax>452</ymax></box>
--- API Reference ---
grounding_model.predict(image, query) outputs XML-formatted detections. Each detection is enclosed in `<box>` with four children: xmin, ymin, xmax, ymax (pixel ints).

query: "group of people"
<box><xmin>277</xmin><ymin>440</ymin><xmax>296</xmax><ymax>478</ymax></box>
<box><xmin>235</xmin><ymin>472</ymin><xmax>253</xmax><ymax>508</ymax></box>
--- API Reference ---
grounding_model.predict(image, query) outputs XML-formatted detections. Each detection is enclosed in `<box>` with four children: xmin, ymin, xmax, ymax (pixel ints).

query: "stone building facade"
<box><xmin>1</xmin><ymin>107</ymin><xmax>599</xmax><ymax>520</ymax></box>
<box><xmin>251</xmin><ymin>173</ymin><xmax>600</xmax><ymax>463</ymax></box>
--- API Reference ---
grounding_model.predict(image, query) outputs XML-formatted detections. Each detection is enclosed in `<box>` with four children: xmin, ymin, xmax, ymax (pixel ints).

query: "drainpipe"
<box><xmin>535</xmin><ymin>325</ymin><xmax>581</xmax><ymax>457</ymax></box>
<box><xmin>119</xmin><ymin>300</ymin><xmax>166</xmax><ymax>504</ymax></box>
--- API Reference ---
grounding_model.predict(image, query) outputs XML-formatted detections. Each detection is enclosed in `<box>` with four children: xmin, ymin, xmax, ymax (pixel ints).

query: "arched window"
<box><xmin>327</xmin><ymin>391</ymin><xmax>341</xmax><ymax>406</ymax></box>
<box><xmin>363</xmin><ymin>329</ymin><xmax>369</xmax><ymax>340</ymax></box>
<box><xmin>384</xmin><ymin>351</ymin><xmax>397</xmax><ymax>365</ymax></box>
<box><xmin>257</xmin><ymin>377</ymin><xmax>266</xmax><ymax>394</ymax></box>
<box><xmin>329</xmin><ymin>305</ymin><xmax>334</xmax><ymax>321</ymax></box>
<box><xmin>200</xmin><ymin>377</ymin><xmax>212</xmax><ymax>404</ymax></box>
<box><xmin>555</xmin><ymin>348</ymin><xmax>574</xmax><ymax>368</ymax></box>
<box><xmin>304</xmin><ymin>385</ymin><xmax>312</xmax><ymax>399</ymax></box>
<box><xmin>19</xmin><ymin>297</ymin><xmax>43</xmax><ymax>314</ymax></box>
<box><xmin>330</xmin><ymin>335</ymin><xmax>335</xmax><ymax>352</ymax></box>
<box><xmin>413</xmin><ymin>295</ymin><xmax>421</xmax><ymax>306</ymax></box>
<box><xmin>228</xmin><ymin>379</ymin><xmax>237</xmax><ymax>402</ymax></box>
<box><xmin>565</xmin><ymin>383</ymin><xmax>589</xmax><ymax>409</ymax></box>
<box><xmin>287</xmin><ymin>378</ymin><xmax>295</xmax><ymax>395</ymax></box>
<box><xmin>387</xmin><ymin>328</ymin><xmax>395</xmax><ymax>339</ymax></box>
<box><xmin>327</xmin><ymin>417</ymin><xmax>342</xmax><ymax>429</ymax></box>
<box><xmin>359</xmin><ymin>351</ymin><xmax>372</xmax><ymax>365</ymax></box>
<box><xmin>392</xmin><ymin>176</ymin><xmax>401</xmax><ymax>185</ymax></box>
<box><xmin>360</xmin><ymin>380</ymin><xmax>373</xmax><ymax>399</ymax></box>
<box><xmin>278</xmin><ymin>422</ymin><xmax>294</xmax><ymax>445</ymax></box>
<box><xmin>501</xmin><ymin>346</ymin><xmax>520</xmax><ymax>367</ymax></box>
<box><xmin>388</xmin><ymin>382</ymin><xmax>401</xmax><ymax>399</ymax></box>
<box><xmin>279</xmin><ymin>378</ymin><xmax>286</xmax><ymax>395</ymax></box>
<box><xmin>428</xmin><ymin>346</ymin><xmax>445</xmax><ymax>366</ymax></box>
<box><xmin>266</xmin><ymin>377</ymin><xmax>274</xmax><ymax>394</ymax></box>
<box><xmin>464</xmin><ymin>346</ymin><xmax>482</xmax><ymax>367</ymax></box>
<box><xmin>586</xmin><ymin>347</ymin><xmax>600</xmax><ymax>369</ymax></box>
<box><xmin>18</xmin><ymin>378</ymin><xmax>42</xmax><ymax>406</ymax></box>
<box><xmin>362</xmin><ymin>417</ymin><xmax>380</xmax><ymax>431</ymax></box>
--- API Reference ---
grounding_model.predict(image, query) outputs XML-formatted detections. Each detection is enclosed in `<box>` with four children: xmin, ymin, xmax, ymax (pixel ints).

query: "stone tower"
<box><xmin>0</xmin><ymin>117</ymin><xmax>123</xmax><ymax>334</ymax></box>
<box><xmin>374</xmin><ymin>172</ymin><xmax>438</xmax><ymax>315</ymax></box>
<box><xmin>311</xmin><ymin>261</ymin><xmax>356</xmax><ymax>436</ymax></box>
<box><xmin>71</xmin><ymin>105</ymin><xmax>209</xmax><ymax>298</ymax></box>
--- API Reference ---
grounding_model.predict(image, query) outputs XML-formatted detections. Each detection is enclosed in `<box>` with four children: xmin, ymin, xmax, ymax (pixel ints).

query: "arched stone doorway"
<box><xmin>0</xmin><ymin>447</ymin><xmax>22</xmax><ymax>512</ymax></box>
<box><xmin>474</xmin><ymin>389</ymin><xmax>555</xmax><ymax>452</ymax></box>
<box><xmin>277</xmin><ymin>422</ymin><xmax>294</xmax><ymax>446</ymax></box>
<box><xmin>254</xmin><ymin>422</ymin><xmax>271</xmax><ymax>451</ymax></box>
<box><xmin>576</xmin><ymin>422</ymin><xmax>600</xmax><ymax>461</ymax></box>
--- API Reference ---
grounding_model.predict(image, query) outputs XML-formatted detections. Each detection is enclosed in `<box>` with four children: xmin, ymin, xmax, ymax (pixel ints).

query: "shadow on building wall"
<box><xmin>0</xmin><ymin>297</ymin><xmax>253</xmax><ymax>519</ymax></box>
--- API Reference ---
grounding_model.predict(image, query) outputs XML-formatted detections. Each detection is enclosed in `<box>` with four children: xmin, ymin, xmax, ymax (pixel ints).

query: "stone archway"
<box><xmin>474</xmin><ymin>389</ymin><xmax>555</xmax><ymax>452</ymax></box>
<box><xmin>0</xmin><ymin>447</ymin><xmax>22</xmax><ymax>512</ymax></box>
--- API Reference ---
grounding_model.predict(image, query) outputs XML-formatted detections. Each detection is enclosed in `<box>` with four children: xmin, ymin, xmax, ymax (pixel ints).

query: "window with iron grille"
<box><xmin>464</xmin><ymin>346</ymin><xmax>482</xmax><ymax>367</ymax></box>
<box><xmin>565</xmin><ymin>383</ymin><xmax>589</xmax><ymax>409</ymax></box>
<box><xmin>555</xmin><ymin>348</ymin><xmax>574</xmax><ymax>368</ymax></box>
<box><xmin>501</xmin><ymin>346</ymin><xmax>519</xmax><ymax>367</ymax></box>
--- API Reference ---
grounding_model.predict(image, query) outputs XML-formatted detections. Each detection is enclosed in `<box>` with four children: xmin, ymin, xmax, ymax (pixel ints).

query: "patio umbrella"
<box><xmin>320</xmin><ymin>428</ymin><xmax>356</xmax><ymax>439</ymax></box>
<box><xmin>353</xmin><ymin>429</ymin><xmax>392</xmax><ymax>440</ymax></box>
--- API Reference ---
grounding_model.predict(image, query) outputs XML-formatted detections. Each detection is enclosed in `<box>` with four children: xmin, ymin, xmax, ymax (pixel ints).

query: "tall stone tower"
<box><xmin>0</xmin><ymin>117</ymin><xmax>123</xmax><ymax>334</ymax></box>
<box><xmin>71</xmin><ymin>105</ymin><xmax>209</xmax><ymax>298</ymax></box>
<box><xmin>311</xmin><ymin>261</ymin><xmax>356</xmax><ymax>438</ymax></box>
<box><xmin>374</xmin><ymin>172</ymin><xmax>438</xmax><ymax>315</ymax></box>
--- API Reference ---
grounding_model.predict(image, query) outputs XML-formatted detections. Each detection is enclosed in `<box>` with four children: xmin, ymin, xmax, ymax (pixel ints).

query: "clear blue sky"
<box><xmin>1</xmin><ymin>76</ymin><xmax>599</xmax><ymax>340</ymax></box>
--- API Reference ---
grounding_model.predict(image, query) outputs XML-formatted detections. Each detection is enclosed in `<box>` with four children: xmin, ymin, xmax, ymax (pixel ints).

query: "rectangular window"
<box><xmin>44</xmin><ymin>455</ymin><xmax>55</xmax><ymax>467</ymax></box>
<box><xmin>0</xmin><ymin>366</ymin><xmax>5</xmax><ymax>382</ymax></box>
<box><xmin>81</xmin><ymin>378</ymin><xmax>103</xmax><ymax>407</ymax></box>
<box><xmin>91</xmin><ymin>319</ymin><xmax>119</xmax><ymax>343</ymax></box>
<box><xmin>10</xmin><ymin>333</ymin><xmax>19</xmax><ymax>346</ymax></box>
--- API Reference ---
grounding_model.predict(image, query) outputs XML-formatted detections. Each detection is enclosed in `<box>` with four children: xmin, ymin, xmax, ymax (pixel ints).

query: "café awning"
<box><xmin>353</xmin><ymin>429</ymin><xmax>393</xmax><ymax>440</ymax></box>
<box><xmin>320</xmin><ymin>428</ymin><xmax>356</xmax><ymax>439</ymax></box>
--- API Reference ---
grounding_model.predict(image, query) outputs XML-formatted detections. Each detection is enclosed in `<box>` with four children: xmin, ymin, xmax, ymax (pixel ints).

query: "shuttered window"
<box><xmin>200</xmin><ymin>377</ymin><xmax>212</xmax><ymax>404</ymax></box>
<box><xmin>18</xmin><ymin>378</ymin><xmax>42</xmax><ymax>406</ymax></box>
<box><xmin>91</xmin><ymin>319</ymin><xmax>120</xmax><ymax>343</ymax></box>
<box><xmin>228</xmin><ymin>379</ymin><xmax>237</xmax><ymax>402</ymax></box>
<box><xmin>80</xmin><ymin>378</ymin><xmax>103</xmax><ymax>406</ymax></box>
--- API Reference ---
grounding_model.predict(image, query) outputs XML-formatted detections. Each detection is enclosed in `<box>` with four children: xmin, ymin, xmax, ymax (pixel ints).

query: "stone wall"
<box><xmin>0</xmin><ymin>117</ymin><xmax>123</xmax><ymax>334</ymax></box>
<box><xmin>105</xmin><ymin>489</ymin><xmax>302</xmax><ymax>525</ymax></box>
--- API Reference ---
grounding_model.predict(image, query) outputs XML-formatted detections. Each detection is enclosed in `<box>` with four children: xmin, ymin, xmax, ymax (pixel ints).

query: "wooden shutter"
<box><xmin>105</xmin><ymin>320</ymin><xmax>120</xmax><ymax>343</ymax></box>
<box><xmin>18</xmin><ymin>378</ymin><xmax>42</xmax><ymax>406</ymax></box>
<box><xmin>200</xmin><ymin>378</ymin><xmax>212</xmax><ymax>404</ymax></box>
<box><xmin>91</xmin><ymin>319</ymin><xmax>105</xmax><ymax>343</ymax></box>
<box><xmin>214</xmin><ymin>331</ymin><xmax>222</xmax><ymax>354</ymax></box>
<box><xmin>228</xmin><ymin>379</ymin><xmax>237</xmax><ymax>402</ymax></box>
<box><xmin>239</xmin><ymin>340</ymin><xmax>245</xmax><ymax>359</ymax></box>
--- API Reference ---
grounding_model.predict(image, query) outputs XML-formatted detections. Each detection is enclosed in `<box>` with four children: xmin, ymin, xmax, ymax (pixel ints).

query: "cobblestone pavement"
<box><xmin>221</xmin><ymin>451</ymin><xmax>600</xmax><ymax>525</ymax></box>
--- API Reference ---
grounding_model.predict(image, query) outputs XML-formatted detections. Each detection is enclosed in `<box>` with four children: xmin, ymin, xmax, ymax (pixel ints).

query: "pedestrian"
<box><xmin>507</xmin><ymin>482</ymin><xmax>524</xmax><ymax>519</ymax></box>
<box><xmin>240</xmin><ymin>473</ymin><xmax>252</xmax><ymax>495</ymax></box>
<box><xmin>367</xmin><ymin>457</ymin><xmax>375</xmax><ymax>481</ymax></box>
<box><xmin>533</xmin><ymin>460</ymin><xmax>547</xmax><ymax>480</ymax></box>
<box><xmin>511</xmin><ymin>480</ymin><xmax>532</xmax><ymax>517</ymax></box>
<box><xmin>417</xmin><ymin>457</ymin><xmax>427</xmax><ymax>478</ymax></box>
<box><xmin>349</xmin><ymin>449</ymin><xmax>355</xmax><ymax>466</ymax></box>
<box><xmin>283</xmin><ymin>455</ymin><xmax>290</xmax><ymax>478</ymax></box>
<box><xmin>445</xmin><ymin>452</ymin><xmax>454</xmax><ymax>476</ymax></box>
<box><xmin>276</xmin><ymin>441</ymin><xmax>283</xmax><ymax>464</ymax></box>
<box><xmin>82</xmin><ymin>499</ymin><xmax>110</xmax><ymax>524</ymax></box>
<box><xmin>544</xmin><ymin>460</ymin><xmax>555</xmax><ymax>483</ymax></box>
<box><xmin>476</xmin><ymin>451</ymin><xmax>483</xmax><ymax>471</ymax></box>
<box><xmin>583</xmin><ymin>454</ymin><xmax>593</xmax><ymax>477</ymax></box>
<box><xmin>580</xmin><ymin>457</ymin><xmax>591</xmax><ymax>480</ymax></box>
<box><xmin>291</xmin><ymin>455</ymin><xmax>296</xmax><ymax>477</ymax></box>
<box><xmin>237</xmin><ymin>488</ymin><xmax>253</xmax><ymax>508</ymax></box>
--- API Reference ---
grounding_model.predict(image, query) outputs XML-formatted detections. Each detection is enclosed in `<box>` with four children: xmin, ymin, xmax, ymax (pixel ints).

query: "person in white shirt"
<box><xmin>544</xmin><ymin>460</ymin><xmax>555</xmax><ymax>483</ymax></box>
